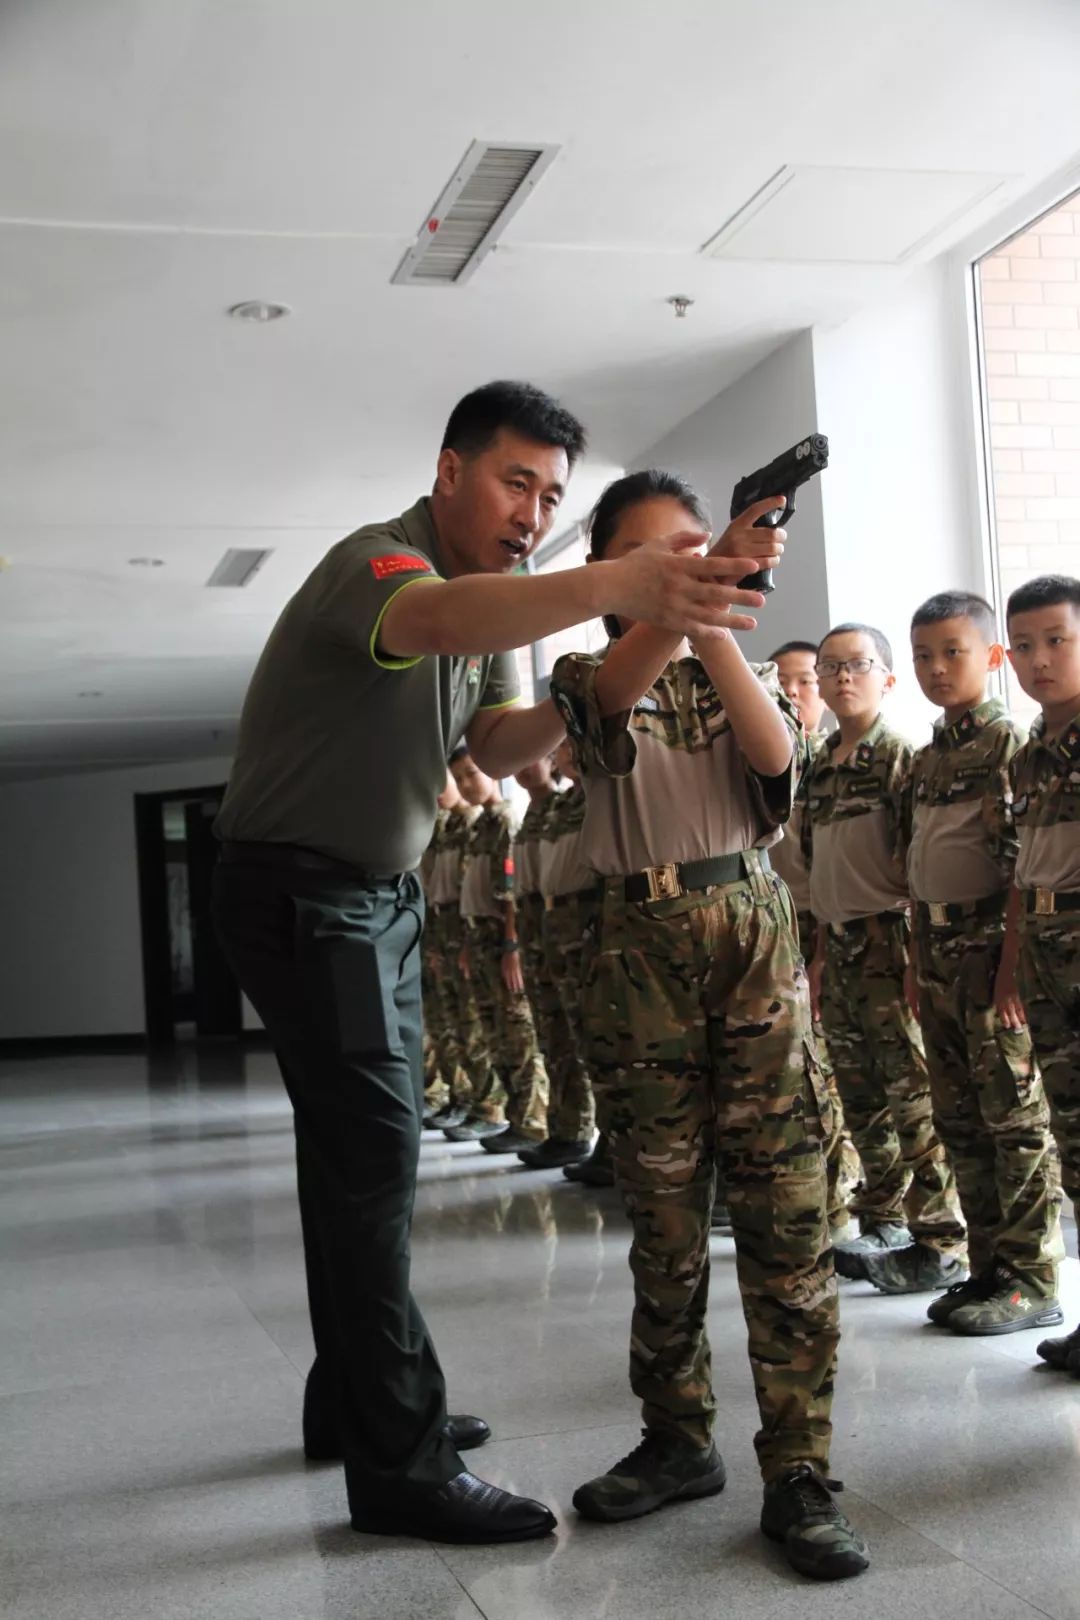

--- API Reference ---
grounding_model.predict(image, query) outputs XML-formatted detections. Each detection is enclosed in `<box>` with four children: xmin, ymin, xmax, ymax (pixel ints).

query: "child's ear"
<box><xmin>987</xmin><ymin>642</ymin><xmax>1006</xmax><ymax>673</ymax></box>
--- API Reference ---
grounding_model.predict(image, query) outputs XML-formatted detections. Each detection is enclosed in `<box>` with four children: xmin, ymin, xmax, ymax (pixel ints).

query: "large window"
<box><xmin>977</xmin><ymin>186</ymin><xmax>1080</xmax><ymax>716</ymax></box>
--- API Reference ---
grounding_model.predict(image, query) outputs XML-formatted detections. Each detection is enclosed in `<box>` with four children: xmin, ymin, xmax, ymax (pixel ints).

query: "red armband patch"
<box><xmin>503</xmin><ymin>857</ymin><xmax>515</xmax><ymax>876</ymax></box>
<box><xmin>369</xmin><ymin>554</ymin><xmax>432</xmax><ymax>581</ymax></box>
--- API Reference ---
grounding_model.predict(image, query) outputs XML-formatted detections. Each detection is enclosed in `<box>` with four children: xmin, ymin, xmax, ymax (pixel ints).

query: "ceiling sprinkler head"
<box><xmin>667</xmin><ymin>295</ymin><xmax>694</xmax><ymax>319</ymax></box>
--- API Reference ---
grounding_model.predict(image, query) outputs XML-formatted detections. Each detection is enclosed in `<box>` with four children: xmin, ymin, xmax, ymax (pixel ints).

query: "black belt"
<box><xmin>1023</xmin><ymin>887</ymin><xmax>1080</xmax><ymax>916</ymax></box>
<box><xmin>220</xmin><ymin>840</ymin><xmax>390</xmax><ymax>882</ymax></box>
<box><xmin>916</xmin><ymin>893</ymin><xmax>1007</xmax><ymax>929</ymax></box>
<box><xmin>828</xmin><ymin>909</ymin><xmax>907</xmax><ymax>938</ymax></box>
<box><xmin>624</xmin><ymin>850</ymin><xmax>771</xmax><ymax>904</ymax></box>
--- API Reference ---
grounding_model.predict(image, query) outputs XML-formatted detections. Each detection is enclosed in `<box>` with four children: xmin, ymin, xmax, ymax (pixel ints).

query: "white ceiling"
<box><xmin>2</xmin><ymin>0</ymin><xmax>1080</xmax><ymax>781</ymax></box>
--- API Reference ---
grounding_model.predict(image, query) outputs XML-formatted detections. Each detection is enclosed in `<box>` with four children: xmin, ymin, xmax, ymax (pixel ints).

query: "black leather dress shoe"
<box><xmin>305</xmin><ymin>1412</ymin><xmax>491</xmax><ymax>1463</ymax></box>
<box><xmin>351</xmin><ymin>1471</ymin><xmax>557</xmax><ymax>1543</ymax></box>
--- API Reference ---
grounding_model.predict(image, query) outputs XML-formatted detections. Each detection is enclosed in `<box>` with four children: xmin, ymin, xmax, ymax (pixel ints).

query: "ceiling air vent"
<box><xmin>392</xmin><ymin>140</ymin><xmax>559</xmax><ymax>288</ymax></box>
<box><xmin>207</xmin><ymin>548</ymin><xmax>272</xmax><ymax>588</ymax></box>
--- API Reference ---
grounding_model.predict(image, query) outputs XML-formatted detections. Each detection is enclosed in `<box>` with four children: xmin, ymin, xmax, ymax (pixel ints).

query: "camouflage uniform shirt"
<box><xmin>1011</xmin><ymin>708</ymin><xmax>1080</xmax><ymax>893</ymax></box>
<box><xmin>802</xmin><ymin>715</ymin><xmax>912</xmax><ymax>925</ymax></box>
<box><xmin>908</xmin><ymin>697</ymin><xmax>1022</xmax><ymax>905</ymax></box>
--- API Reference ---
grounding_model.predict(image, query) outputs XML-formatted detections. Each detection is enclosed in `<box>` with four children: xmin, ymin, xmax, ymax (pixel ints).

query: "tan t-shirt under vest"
<box><xmin>549</xmin><ymin>649</ymin><xmax>798</xmax><ymax>878</ymax></box>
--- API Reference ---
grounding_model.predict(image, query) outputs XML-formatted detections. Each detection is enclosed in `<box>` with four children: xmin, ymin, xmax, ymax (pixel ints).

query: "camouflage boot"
<box><xmin>1036</xmin><ymin>1322</ymin><xmax>1080</xmax><ymax>1373</ymax></box>
<box><xmin>833</xmin><ymin>1220</ymin><xmax>912</xmax><ymax>1280</ymax></box>
<box><xmin>761</xmin><ymin>1464</ymin><xmax>869</xmax><ymax>1581</ymax></box>
<box><xmin>573</xmin><ymin>1430</ymin><xmax>726</xmax><ymax>1523</ymax></box>
<box><xmin>947</xmin><ymin>1266</ymin><xmax>1064</xmax><ymax>1337</ymax></box>
<box><xmin>862</xmin><ymin>1242</ymin><xmax>967</xmax><ymax>1296</ymax></box>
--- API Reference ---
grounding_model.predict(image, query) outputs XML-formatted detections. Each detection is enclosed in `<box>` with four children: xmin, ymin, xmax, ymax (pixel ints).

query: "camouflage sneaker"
<box><xmin>761</xmin><ymin>1464</ymin><xmax>869</xmax><ymax>1581</ymax></box>
<box><xmin>926</xmin><ymin>1272</ymin><xmax>992</xmax><ymax>1326</ymax></box>
<box><xmin>427</xmin><ymin>1103</ymin><xmax>468</xmax><ymax>1131</ymax></box>
<box><xmin>833</xmin><ymin>1221</ymin><xmax>912</xmax><ymax>1280</ymax></box>
<box><xmin>443</xmin><ymin>1117</ymin><xmax>506</xmax><ymax>1142</ymax></box>
<box><xmin>949</xmin><ymin>1267</ymin><xmax>1064</xmax><ymax>1337</ymax></box>
<box><xmin>572</xmin><ymin>1430</ymin><xmax>726</xmax><ymax>1523</ymax></box>
<box><xmin>1036</xmin><ymin>1321</ymin><xmax>1080</xmax><ymax>1373</ymax></box>
<box><xmin>862</xmin><ymin>1242</ymin><xmax>967</xmax><ymax>1296</ymax></box>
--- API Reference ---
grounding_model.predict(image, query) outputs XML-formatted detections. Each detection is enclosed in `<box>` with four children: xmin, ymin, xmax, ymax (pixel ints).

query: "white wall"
<box><xmin>0</xmin><ymin>755</ymin><xmax>256</xmax><ymax>1040</ymax></box>
<box><xmin>812</xmin><ymin>260</ymin><xmax>985</xmax><ymax>742</ymax></box>
<box><xmin>629</xmin><ymin>331</ymin><xmax>830</xmax><ymax>666</ymax></box>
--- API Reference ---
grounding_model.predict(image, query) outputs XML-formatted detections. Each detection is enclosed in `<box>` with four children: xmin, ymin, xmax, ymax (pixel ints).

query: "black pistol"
<box><xmin>729</xmin><ymin>433</ymin><xmax>829</xmax><ymax>595</ymax></box>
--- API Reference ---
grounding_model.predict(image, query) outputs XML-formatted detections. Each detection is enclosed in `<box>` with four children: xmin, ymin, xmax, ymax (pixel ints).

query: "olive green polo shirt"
<box><xmin>215</xmin><ymin>498</ymin><xmax>520</xmax><ymax>875</ymax></box>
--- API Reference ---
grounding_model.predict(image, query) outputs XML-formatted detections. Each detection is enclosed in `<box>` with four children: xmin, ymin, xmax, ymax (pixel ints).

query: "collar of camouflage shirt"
<box><xmin>932</xmin><ymin>695</ymin><xmax>1008</xmax><ymax>750</ymax></box>
<box><xmin>822</xmin><ymin>712</ymin><xmax>890</xmax><ymax>772</ymax></box>
<box><xmin>1028</xmin><ymin>707</ymin><xmax>1080</xmax><ymax>766</ymax></box>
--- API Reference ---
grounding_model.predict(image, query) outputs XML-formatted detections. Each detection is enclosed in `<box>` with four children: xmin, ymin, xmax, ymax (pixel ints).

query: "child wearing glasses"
<box><xmin>802</xmin><ymin>624</ymin><xmax>967</xmax><ymax>1295</ymax></box>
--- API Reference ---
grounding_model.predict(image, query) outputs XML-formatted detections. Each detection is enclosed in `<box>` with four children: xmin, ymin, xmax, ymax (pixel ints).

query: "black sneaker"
<box><xmin>761</xmin><ymin>1464</ymin><xmax>869</xmax><ymax>1581</ymax></box>
<box><xmin>833</xmin><ymin>1221</ymin><xmax>912</xmax><ymax>1280</ymax></box>
<box><xmin>862</xmin><ymin>1242</ymin><xmax>967</xmax><ymax>1296</ymax></box>
<box><xmin>927</xmin><ymin>1272</ymin><xmax>993</xmax><ymax>1326</ymax></box>
<box><xmin>573</xmin><ymin>1430</ymin><xmax>726</xmax><ymax>1523</ymax></box>
<box><xmin>1036</xmin><ymin>1321</ymin><xmax>1080</xmax><ymax>1372</ymax></box>
<box><xmin>517</xmin><ymin>1137</ymin><xmax>592</xmax><ymax>1169</ymax></box>
<box><xmin>564</xmin><ymin>1135</ymin><xmax>615</xmax><ymax>1186</ymax></box>
<box><xmin>479</xmin><ymin>1127</ymin><xmax>546</xmax><ymax>1155</ymax></box>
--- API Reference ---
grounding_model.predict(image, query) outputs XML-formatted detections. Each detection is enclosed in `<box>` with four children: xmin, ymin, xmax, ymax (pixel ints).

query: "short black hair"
<box><xmin>819</xmin><ymin>621</ymin><xmax>894</xmax><ymax>670</ymax></box>
<box><xmin>448</xmin><ymin>743</ymin><xmax>469</xmax><ymax>764</ymax></box>
<box><xmin>910</xmin><ymin>590</ymin><xmax>996</xmax><ymax>642</ymax></box>
<box><xmin>441</xmin><ymin>380</ymin><xmax>586</xmax><ymax>467</ymax></box>
<box><xmin>1006</xmin><ymin>574</ymin><xmax>1080</xmax><ymax>624</ymax></box>
<box><xmin>771</xmin><ymin>640</ymin><xmax>820</xmax><ymax>660</ymax></box>
<box><xmin>588</xmin><ymin>469</ymin><xmax>710</xmax><ymax>561</ymax></box>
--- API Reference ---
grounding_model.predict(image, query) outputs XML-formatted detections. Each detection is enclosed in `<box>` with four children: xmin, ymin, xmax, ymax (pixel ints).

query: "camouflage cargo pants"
<box><xmin>542</xmin><ymin>895</ymin><xmax>596</xmax><ymax>1143</ymax></box>
<box><xmin>420</xmin><ymin>937</ymin><xmax>447</xmax><ymax>1111</ymax></box>
<box><xmin>916</xmin><ymin>911</ymin><xmax>1060</xmax><ymax>1293</ymax></box>
<box><xmin>518</xmin><ymin>895</ymin><xmax>577</xmax><ymax>1129</ymax></box>
<box><xmin>466</xmin><ymin>915</ymin><xmax>549</xmax><ymax>1138</ymax></box>
<box><xmin>796</xmin><ymin>909</ymin><xmax>861</xmax><ymax>1232</ymax></box>
<box><xmin>821</xmin><ymin>912</ymin><xmax>965</xmax><ymax>1254</ymax></box>
<box><xmin>440</xmin><ymin>909</ymin><xmax>505</xmax><ymax>1124</ymax></box>
<box><xmin>1018</xmin><ymin>912</ymin><xmax>1080</xmax><ymax>1230</ymax></box>
<box><xmin>583</xmin><ymin>857</ymin><xmax>837</xmax><ymax>1483</ymax></box>
<box><xmin>423</xmin><ymin>907</ymin><xmax>480</xmax><ymax>1115</ymax></box>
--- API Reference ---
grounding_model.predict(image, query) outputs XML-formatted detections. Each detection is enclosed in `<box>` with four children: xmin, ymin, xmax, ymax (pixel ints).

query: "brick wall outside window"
<box><xmin>979</xmin><ymin>188</ymin><xmax>1080</xmax><ymax>715</ymax></box>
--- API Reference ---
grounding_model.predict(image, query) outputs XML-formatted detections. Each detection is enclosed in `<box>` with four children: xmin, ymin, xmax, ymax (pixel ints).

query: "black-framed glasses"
<box><xmin>814</xmin><ymin>656</ymin><xmax>883</xmax><ymax>678</ymax></box>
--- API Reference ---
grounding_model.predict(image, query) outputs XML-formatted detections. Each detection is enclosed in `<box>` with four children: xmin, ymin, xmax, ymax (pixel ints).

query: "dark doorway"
<box><xmin>134</xmin><ymin>785</ymin><xmax>242</xmax><ymax>1044</ymax></box>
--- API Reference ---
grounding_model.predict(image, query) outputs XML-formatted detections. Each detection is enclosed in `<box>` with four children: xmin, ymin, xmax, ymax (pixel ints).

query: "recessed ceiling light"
<box><xmin>78</xmin><ymin>690</ymin><xmax>103</xmax><ymax>699</ymax></box>
<box><xmin>128</xmin><ymin>556</ymin><xmax>165</xmax><ymax>568</ymax></box>
<box><xmin>227</xmin><ymin>300</ymin><xmax>290</xmax><ymax>322</ymax></box>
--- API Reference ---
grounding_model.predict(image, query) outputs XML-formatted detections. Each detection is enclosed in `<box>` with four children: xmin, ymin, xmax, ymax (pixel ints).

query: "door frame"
<box><xmin>133</xmin><ymin>783</ymin><xmax>230</xmax><ymax>1045</ymax></box>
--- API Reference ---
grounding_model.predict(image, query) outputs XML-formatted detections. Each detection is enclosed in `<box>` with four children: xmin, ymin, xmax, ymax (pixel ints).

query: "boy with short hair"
<box><xmin>453</xmin><ymin>748</ymin><xmax>550</xmax><ymax>1153</ymax></box>
<box><xmin>908</xmin><ymin>591</ymin><xmax>1062</xmax><ymax>1334</ymax></box>
<box><xmin>1006</xmin><ymin>574</ymin><xmax>1080</xmax><ymax>1375</ymax></box>
<box><xmin>804</xmin><ymin>623</ymin><xmax>967</xmax><ymax>1294</ymax></box>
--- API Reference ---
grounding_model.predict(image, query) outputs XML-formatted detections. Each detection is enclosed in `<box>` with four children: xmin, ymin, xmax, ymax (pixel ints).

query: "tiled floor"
<box><xmin>1</xmin><ymin>1044</ymin><xmax>1078</xmax><ymax>1620</ymax></box>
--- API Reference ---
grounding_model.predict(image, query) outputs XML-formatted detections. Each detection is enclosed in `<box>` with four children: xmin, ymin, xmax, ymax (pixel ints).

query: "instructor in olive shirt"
<box><xmin>213</xmin><ymin>380</ymin><xmax>770</xmax><ymax>1545</ymax></box>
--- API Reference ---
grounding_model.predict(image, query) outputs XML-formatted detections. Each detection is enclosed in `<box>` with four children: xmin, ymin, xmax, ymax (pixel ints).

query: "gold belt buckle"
<box><xmin>544</xmin><ymin>895</ymin><xmax>555</xmax><ymax>911</ymax></box>
<box><xmin>1034</xmin><ymin>888</ymin><xmax>1056</xmax><ymax>916</ymax></box>
<box><xmin>928</xmin><ymin>902</ymin><xmax>949</xmax><ymax>927</ymax></box>
<box><xmin>645</xmin><ymin>863</ymin><xmax>682</xmax><ymax>901</ymax></box>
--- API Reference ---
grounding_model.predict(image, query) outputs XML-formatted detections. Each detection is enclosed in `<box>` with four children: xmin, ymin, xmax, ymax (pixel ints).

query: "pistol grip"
<box><xmin>738</xmin><ymin>491</ymin><xmax>794</xmax><ymax>595</ymax></box>
<box><xmin>738</xmin><ymin>567</ymin><xmax>775</xmax><ymax>594</ymax></box>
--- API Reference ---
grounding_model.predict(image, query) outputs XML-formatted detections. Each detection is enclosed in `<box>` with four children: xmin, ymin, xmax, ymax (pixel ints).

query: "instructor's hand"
<box><xmin>602</xmin><ymin>531</ymin><xmax>766</xmax><ymax>639</ymax></box>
